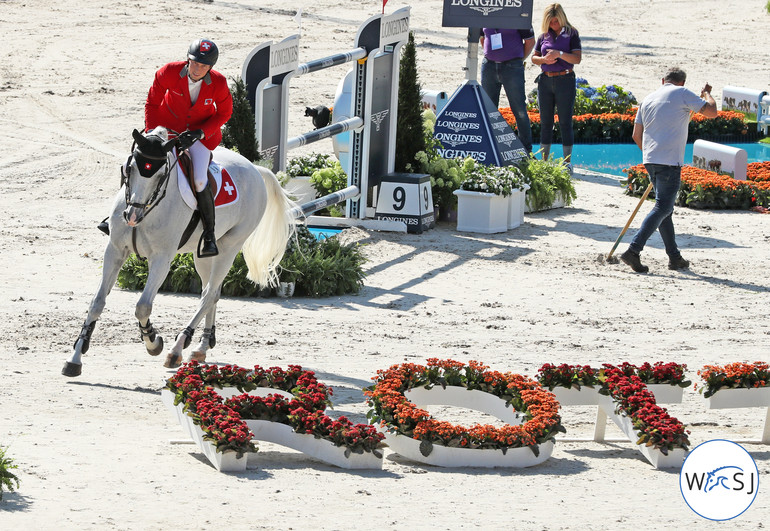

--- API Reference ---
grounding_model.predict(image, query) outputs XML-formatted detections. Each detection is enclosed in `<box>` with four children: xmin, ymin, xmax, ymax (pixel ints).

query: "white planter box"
<box><xmin>525</xmin><ymin>191</ymin><xmax>567</xmax><ymax>213</ymax></box>
<box><xmin>404</xmin><ymin>386</ymin><xmax>524</xmax><ymax>425</ymax></box>
<box><xmin>244</xmin><ymin>420</ymin><xmax>382</xmax><ymax>470</ymax></box>
<box><xmin>507</xmin><ymin>186</ymin><xmax>528</xmax><ymax>229</ymax></box>
<box><xmin>384</xmin><ymin>433</ymin><xmax>553</xmax><ymax>468</ymax></box>
<box><xmin>381</xmin><ymin>384</ymin><xmax>553</xmax><ymax>467</ymax></box>
<box><xmin>191</xmin><ymin>424</ymin><xmax>249</xmax><ymax>472</ymax></box>
<box><xmin>646</xmin><ymin>384</ymin><xmax>684</xmax><ymax>404</ymax></box>
<box><xmin>285</xmin><ymin>176</ymin><xmax>316</xmax><ymax>204</ymax></box>
<box><xmin>546</xmin><ymin>385</ymin><xmax>601</xmax><ymax>406</ymax></box>
<box><xmin>597</xmin><ymin>395</ymin><xmax>686</xmax><ymax>469</ymax></box>
<box><xmin>706</xmin><ymin>387</ymin><xmax>770</xmax><ymax>409</ymax></box>
<box><xmin>454</xmin><ymin>189</ymin><xmax>509</xmax><ymax>233</ymax></box>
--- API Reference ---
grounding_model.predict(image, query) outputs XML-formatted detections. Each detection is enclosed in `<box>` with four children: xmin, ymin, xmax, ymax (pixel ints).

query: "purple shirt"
<box><xmin>535</xmin><ymin>28</ymin><xmax>581</xmax><ymax>72</ymax></box>
<box><xmin>482</xmin><ymin>27</ymin><xmax>535</xmax><ymax>62</ymax></box>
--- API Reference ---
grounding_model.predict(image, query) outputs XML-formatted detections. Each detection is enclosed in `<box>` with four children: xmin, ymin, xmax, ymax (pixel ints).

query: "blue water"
<box><xmin>532</xmin><ymin>142</ymin><xmax>770</xmax><ymax>176</ymax></box>
<box><xmin>307</xmin><ymin>226</ymin><xmax>342</xmax><ymax>240</ymax></box>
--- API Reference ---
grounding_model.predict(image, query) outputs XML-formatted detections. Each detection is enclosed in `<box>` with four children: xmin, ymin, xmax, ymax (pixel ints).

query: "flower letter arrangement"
<box><xmin>697</xmin><ymin>362</ymin><xmax>770</xmax><ymax>444</ymax></box>
<box><xmin>537</xmin><ymin>362</ymin><xmax>691</xmax><ymax>469</ymax></box>
<box><xmin>163</xmin><ymin>362</ymin><xmax>385</xmax><ymax>473</ymax></box>
<box><xmin>365</xmin><ymin>359</ymin><xmax>564</xmax><ymax>468</ymax></box>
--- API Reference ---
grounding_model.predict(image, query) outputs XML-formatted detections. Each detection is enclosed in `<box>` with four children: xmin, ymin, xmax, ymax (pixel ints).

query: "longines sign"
<box><xmin>442</xmin><ymin>0</ymin><xmax>533</xmax><ymax>29</ymax></box>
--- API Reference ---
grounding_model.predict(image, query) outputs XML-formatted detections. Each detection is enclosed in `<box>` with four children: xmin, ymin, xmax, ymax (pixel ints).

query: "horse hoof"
<box><xmin>147</xmin><ymin>336</ymin><xmax>164</xmax><ymax>356</ymax></box>
<box><xmin>163</xmin><ymin>353</ymin><xmax>183</xmax><ymax>368</ymax></box>
<box><xmin>189</xmin><ymin>351</ymin><xmax>206</xmax><ymax>363</ymax></box>
<box><xmin>62</xmin><ymin>361</ymin><xmax>82</xmax><ymax>377</ymax></box>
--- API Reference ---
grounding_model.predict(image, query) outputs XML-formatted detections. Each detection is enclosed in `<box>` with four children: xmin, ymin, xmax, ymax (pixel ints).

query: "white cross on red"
<box><xmin>224</xmin><ymin>182</ymin><xmax>235</xmax><ymax>195</ymax></box>
<box><xmin>201</xmin><ymin>41</ymin><xmax>211</xmax><ymax>51</ymax></box>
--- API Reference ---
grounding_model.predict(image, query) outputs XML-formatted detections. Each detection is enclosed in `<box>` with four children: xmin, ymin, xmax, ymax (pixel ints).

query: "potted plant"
<box><xmin>278</xmin><ymin>153</ymin><xmax>335</xmax><ymax>205</ymax></box>
<box><xmin>697</xmin><ymin>362</ymin><xmax>770</xmax><ymax>408</ymax></box>
<box><xmin>518</xmin><ymin>154</ymin><xmax>577</xmax><ymax>212</ymax></box>
<box><xmin>453</xmin><ymin>159</ymin><xmax>525</xmax><ymax>233</ymax></box>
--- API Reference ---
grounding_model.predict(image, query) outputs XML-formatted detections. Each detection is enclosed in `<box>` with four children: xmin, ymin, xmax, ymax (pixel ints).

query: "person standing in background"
<box><xmin>620</xmin><ymin>67</ymin><xmax>717</xmax><ymax>273</ymax></box>
<box><xmin>531</xmin><ymin>3</ymin><xmax>581</xmax><ymax>172</ymax></box>
<box><xmin>480</xmin><ymin>26</ymin><xmax>535</xmax><ymax>153</ymax></box>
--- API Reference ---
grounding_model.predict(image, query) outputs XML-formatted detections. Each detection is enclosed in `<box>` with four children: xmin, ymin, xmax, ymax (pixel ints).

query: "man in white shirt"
<box><xmin>621</xmin><ymin>67</ymin><xmax>717</xmax><ymax>273</ymax></box>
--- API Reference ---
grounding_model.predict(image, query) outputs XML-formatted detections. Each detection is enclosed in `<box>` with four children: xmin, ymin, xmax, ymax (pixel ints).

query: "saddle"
<box><xmin>176</xmin><ymin>149</ymin><xmax>217</xmax><ymax>201</ymax></box>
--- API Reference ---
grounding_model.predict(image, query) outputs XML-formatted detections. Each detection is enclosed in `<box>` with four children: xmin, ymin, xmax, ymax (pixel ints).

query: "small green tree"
<box><xmin>222</xmin><ymin>77</ymin><xmax>261</xmax><ymax>162</ymax></box>
<box><xmin>395</xmin><ymin>32</ymin><xmax>426</xmax><ymax>172</ymax></box>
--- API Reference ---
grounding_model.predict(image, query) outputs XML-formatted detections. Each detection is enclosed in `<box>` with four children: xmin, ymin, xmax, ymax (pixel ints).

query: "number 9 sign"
<box><xmin>374</xmin><ymin>173</ymin><xmax>435</xmax><ymax>234</ymax></box>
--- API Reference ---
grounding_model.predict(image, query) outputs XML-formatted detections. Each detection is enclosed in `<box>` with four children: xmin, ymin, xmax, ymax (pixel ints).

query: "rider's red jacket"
<box><xmin>144</xmin><ymin>61</ymin><xmax>233</xmax><ymax>150</ymax></box>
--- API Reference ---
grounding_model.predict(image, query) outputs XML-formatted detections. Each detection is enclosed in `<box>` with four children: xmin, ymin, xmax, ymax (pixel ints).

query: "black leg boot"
<box><xmin>196</xmin><ymin>184</ymin><xmax>219</xmax><ymax>257</ymax></box>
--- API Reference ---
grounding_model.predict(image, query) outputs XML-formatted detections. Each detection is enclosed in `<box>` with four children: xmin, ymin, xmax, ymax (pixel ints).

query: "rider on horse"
<box><xmin>145</xmin><ymin>38</ymin><xmax>233</xmax><ymax>256</ymax></box>
<box><xmin>96</xmin><ymin>38</ymin><xmax>234</xmax><ymax>258</ymax></box>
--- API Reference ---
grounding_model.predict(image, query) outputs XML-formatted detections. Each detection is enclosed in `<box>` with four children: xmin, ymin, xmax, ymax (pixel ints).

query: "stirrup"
<box><xmin>197</xmin><ymin>233</ymin><xmax>219</xmax><ymax>258</ymax></box>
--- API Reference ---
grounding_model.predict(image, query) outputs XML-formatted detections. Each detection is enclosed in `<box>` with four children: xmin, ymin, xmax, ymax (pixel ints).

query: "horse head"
<box><xmin>123</xmin><ymin>127</ymin><xmax>176</xmax><ymax>226</ymax></box>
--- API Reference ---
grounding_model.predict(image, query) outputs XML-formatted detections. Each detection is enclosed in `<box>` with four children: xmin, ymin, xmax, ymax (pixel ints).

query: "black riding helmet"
<box><xmin>188</xmin><ymin>38</ymin><xmax>219</xmax><ymax>66</ymax></box>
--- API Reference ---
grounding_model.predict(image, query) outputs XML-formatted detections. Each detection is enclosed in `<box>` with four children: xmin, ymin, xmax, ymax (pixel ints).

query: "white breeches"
<box><xmin>188</xmin><ymin>141</ymin><xmax>211</xmax><ymax>192</ymax></box>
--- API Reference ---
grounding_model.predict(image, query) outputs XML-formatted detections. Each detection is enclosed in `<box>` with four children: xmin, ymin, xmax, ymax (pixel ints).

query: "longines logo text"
<box><xmin>444</xmin><ymin>111</ymin><xmax>476</xmax><ymax>121</ymax></box>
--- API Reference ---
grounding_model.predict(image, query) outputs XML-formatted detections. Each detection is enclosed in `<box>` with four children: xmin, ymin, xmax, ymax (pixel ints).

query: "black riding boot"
<box><xmin>197</xmin><ymin>184</ymin><xmax>219</xmax><ymax>257</ymax></box>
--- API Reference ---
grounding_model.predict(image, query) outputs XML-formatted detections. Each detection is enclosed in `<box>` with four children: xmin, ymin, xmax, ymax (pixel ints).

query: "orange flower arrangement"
<box><xmin>365</xmin><ymin>359</ymin><xmax>564</xmax><ymax>456</ymax></box>
<box><xmin>697</xmin><ymin>362</ymin><xmax>770</xmax><ymax>398</ymax></box>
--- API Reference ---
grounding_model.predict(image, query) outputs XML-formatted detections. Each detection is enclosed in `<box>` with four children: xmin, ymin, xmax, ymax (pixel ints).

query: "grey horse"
<box><xmin>63</xmin><ymin>127</ymin><xmax>296</xmax><ymax>376</ymax></box>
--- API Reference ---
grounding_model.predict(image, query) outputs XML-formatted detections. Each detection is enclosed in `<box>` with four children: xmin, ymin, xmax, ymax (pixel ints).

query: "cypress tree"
<box><xmin>395</xmin><ymin>32</ymin><xmax>425</xmax><ymax>172</ymax></box>
<box><xmin>222</xmin><ymin>77</ymin><xmax>261</xmax><ymax>162</ymax></box>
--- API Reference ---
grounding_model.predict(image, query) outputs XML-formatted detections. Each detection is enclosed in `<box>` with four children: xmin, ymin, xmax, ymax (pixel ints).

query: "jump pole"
<box><xmin>243</xmin><ymin>8</ymin><xmax>411</xmax><ymax>227</ymax></box>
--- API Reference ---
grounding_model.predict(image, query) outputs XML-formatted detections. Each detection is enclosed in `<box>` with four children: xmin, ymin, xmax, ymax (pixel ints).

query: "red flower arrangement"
<box><xmin>696</xmin><ymin>361</ymin><xmax>770</xmax><ymax>398</ymax></box>
<box><xmin>365</xmin><ymin>358</ymin><xmax>564</xmax><ymax>457</ymax></box>
<box><xmin>537</xmin><ymin>361</ymin><xmax>691</xmax><ymax>390</ymax></box>
<box><xmin>600</xmin><ymin>365</ymin><xmax>690</xmax><ymax>454</ymax></box>
<box><xmin>166</xmin><ymin>362</ymin><xmax>384</xmax><ymax>457</ymax></box>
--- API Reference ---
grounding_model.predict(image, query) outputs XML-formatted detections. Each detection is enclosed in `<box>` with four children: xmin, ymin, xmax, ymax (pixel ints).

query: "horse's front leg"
<box><xmin>64</xmin><ymin>242</ymin><xmax>129</xmax><ymax>377</ymax></box>
<box><xmin>190</xmin><ymin>308</ymin><xmax>217</xmax><ymax>363</ymax></box>
<box><xmin>135</xmin><ymin>253</ymin><xmax>175</xmax><ymax>360</ymax></box>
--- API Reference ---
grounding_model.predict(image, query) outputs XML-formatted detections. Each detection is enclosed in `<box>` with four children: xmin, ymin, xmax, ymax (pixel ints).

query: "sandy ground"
<box><xmin>1</xmin><ymin>0</ymin><xmax>769</xmax><ymax>529</ymax></box>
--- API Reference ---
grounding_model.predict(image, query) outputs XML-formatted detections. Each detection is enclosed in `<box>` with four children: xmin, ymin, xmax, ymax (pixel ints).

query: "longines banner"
<box><xmin>442</xmin><ymin>0</ymin><xmax>533</xmax><ymax>29</ymax></box>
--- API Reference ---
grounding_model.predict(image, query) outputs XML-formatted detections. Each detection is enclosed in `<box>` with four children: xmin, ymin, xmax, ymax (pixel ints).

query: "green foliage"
<box><xmin>518</xmin><ymin>154</ymin><xmax>576</xmax><ymax>211</ymax></box>
<box><xmin>460</xmin><ymin>158</ymin><xmax>525</xmax><ymax>196</ymax></box>
<box><xmin>407</xmin><ymin>110</ymin><xmax>467</xmax><ymax>211</ymax></box>
<box><xmin>117</xmin><ymin>253</ymin><xmax>149</xmax><ymax>291</ymax></box>
<box><xmin>284</xmin><ymin>227</ymin><xmax>367</xmax><ymax>297</ymax></box>
<box><xmin>395</xmin><ymin>31</ymin><xmax>426</xmax><ymax>172</ymax></box>
<box><xmin>0</xmin><ymin>446</ymin><xmax>20</xmax><ymax>502</ymax></box>
<box><xmin>309</xmin><ymin>160</ymin><xmax>348</xmax><ymax>196</ymax></box>
<box><xmin>767</xmin><ymin>0</ymin><xmax>770</xmax><ymax>13</ymax></box>
<box><xmin>221</xmin><ymin>77</ymin><xmax>261</xmax><ymax>162</ymax></box>
<box><xmin>116</xmin><ymin>225</ymin><xmax>367</xmax><ymax>298</ymax></box>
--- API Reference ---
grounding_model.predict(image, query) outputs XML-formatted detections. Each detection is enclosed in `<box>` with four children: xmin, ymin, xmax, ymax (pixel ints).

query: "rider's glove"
<box><xmin>177</xmin><ymin>129</ymin><xmax>205</xmax><ymax>151</ymax></box>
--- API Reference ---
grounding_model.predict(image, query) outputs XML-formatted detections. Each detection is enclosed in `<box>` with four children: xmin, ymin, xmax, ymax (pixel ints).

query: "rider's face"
<box><xmin>188</xmin><ymin>60</ymin><xmax>212</xmax><ymax>82</ymax></box>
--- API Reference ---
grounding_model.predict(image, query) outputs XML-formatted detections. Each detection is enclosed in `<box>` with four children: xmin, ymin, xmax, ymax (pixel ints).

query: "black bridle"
<box><xmin>121</xmin><ymin>133</ymin><xmax>180</xmax><ymax>222</ymax></box>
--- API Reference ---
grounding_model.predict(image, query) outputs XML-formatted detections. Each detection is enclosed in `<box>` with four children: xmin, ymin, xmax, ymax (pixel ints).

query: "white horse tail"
<box><xmin>242</xmin><ymin>166</ymin><xmax>297</xmax><ymax>288</ymax></box>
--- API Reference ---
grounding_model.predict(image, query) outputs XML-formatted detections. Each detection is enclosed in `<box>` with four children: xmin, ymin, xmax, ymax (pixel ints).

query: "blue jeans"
<box><xmin>629</xmin><ymin>164</ymin><xmax>682</xmax><ymax>257</ymax></box>
<box><xmin>481</xmin><ymin>57</ymin><xmax>532</xmax><ymax>152</ymax></box>
<box><xmin>537</xmin><ymin>71</ymin><xmax>576</xmax><ymax>146</ymax></box>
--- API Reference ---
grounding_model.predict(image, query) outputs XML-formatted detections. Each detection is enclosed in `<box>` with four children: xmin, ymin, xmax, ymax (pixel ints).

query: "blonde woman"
<box><xmin>531</xmin><ymin>4</ymin><xmax>582</xmax><ymax>170</ymax></box>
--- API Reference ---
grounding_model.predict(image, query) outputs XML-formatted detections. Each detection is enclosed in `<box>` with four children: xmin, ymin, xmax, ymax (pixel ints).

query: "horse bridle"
<box><xmin>121</xmin><ymin>138</ymin><xmax>180</xmax><ymax>221</ymax></box>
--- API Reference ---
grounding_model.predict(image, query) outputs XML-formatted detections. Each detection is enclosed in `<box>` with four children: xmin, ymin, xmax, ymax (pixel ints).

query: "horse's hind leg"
<box><xmin>64</xmin><ymin>243</ymin><xmax>129</xmax><ymax>377</ymax></box>
<box><xmin>164</xmin><ymin>246</ymin><xmax>237</xmax><ymax>368</ymax></box>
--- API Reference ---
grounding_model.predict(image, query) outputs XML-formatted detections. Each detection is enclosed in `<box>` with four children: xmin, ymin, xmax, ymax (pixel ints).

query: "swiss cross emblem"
<box><xmin>145</xmin><ymin>162</ymin><xmax>153</xmax><ymax>170</ymax></box>
<box><xmin>201</xmin><ymin>41</ymin><xmax>212</xmax><ymax>51</ymax></box>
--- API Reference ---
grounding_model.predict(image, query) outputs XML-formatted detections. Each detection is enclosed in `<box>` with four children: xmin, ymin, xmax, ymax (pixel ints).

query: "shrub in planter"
<box><xmin>460</xmin><ymin>158</ymin><xmax>525</xmax><ymax>196</ymax></box>
<box><xmin>221</xmin><ymin>77</ymin><xmax>261</xmax><ymax>163</ymax></box>
<box><xmin>310</xmin><ymin>160</ymin><xmax>348</xmax><ymax>217</ymax></box>
<box><xmin>517</xmin><ymin>155</ymin><xmax>576</xmax><ymax>211</ymax></box>
<box><xmin>116</xmin><ymin>225</ymin><xmax>367</xmax><ymax>298</ymax></box>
